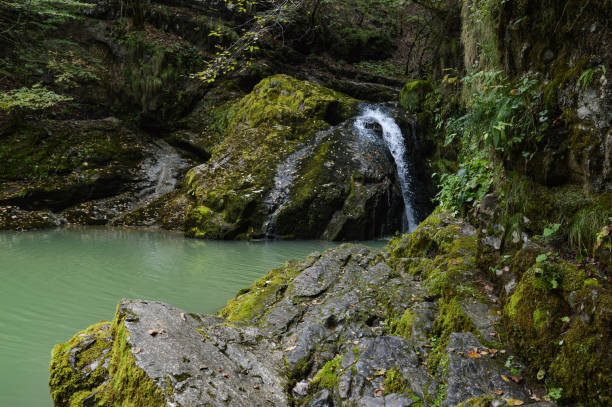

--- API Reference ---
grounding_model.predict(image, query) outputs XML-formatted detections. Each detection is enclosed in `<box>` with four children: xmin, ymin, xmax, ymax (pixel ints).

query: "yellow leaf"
<box><xmin>505</xmin><ymin>398</ymin><xmax>525</xmax><ymax>406</ymax></box>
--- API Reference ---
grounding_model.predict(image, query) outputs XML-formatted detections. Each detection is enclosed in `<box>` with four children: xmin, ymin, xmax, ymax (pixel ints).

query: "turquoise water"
<box><xmin>0</xmin><ymin>227</ymin><xmax>387</xmax><ymax>406</ymax></box>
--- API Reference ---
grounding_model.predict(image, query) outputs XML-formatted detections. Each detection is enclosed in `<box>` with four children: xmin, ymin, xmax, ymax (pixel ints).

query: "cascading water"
<box><xmin>353</xmin><ymin>105</ymin><xmax>418</xmax><ymax>232</ymax></box>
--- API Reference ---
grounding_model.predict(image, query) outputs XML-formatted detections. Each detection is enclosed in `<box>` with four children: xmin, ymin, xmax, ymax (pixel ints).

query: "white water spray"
<box><xmin>354</xmin><ymin>105</ymin><xmax>418</xmax><ymax>232</ymax></box>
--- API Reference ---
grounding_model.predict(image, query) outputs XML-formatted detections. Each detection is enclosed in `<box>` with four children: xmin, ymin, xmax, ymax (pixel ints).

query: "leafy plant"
<box><xmin>543</xmin><ymin>223</ymin><xmax>560</xmax><ymax>238</ymax></box>
<box><xmin>435</xmin><ymin>158</ymin><xmax>493</xmax><ymax>214</ymax></box>
<box><xmin>577</xmin><ymin>65</ymin><xmax>606</xmax><ymax>89</ymax></box>
<box><xmin>446</xmin><ymin>70</ymin><xmax>548</xmax><ymax>155</ymax></box>
<box><xmin>0</xmin><ymin>84</ymin><xmax>72</xmax><ymax>113</ymax></box>
<box><xmin>546</xmin><ymin>387</ymin><xmax>563</xmax><ymax>401</ymax></box>
<box><xmin>533</xmin><ymin>252</ymin><xmax>561</xmax><ymax>290</ymax></box>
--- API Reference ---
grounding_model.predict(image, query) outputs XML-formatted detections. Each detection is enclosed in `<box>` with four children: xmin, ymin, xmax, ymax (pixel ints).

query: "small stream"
<box><xmin>0</xmin><ymin>228</ymin><xmax>385</xmax><ymax>406</ymax></box>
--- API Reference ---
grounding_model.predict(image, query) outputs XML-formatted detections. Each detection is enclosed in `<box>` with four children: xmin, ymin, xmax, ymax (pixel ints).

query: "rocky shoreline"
<box><xmin>49</xmin><ymin>212</ymin><xmax>611</xmax><ymax>406</ymax></box>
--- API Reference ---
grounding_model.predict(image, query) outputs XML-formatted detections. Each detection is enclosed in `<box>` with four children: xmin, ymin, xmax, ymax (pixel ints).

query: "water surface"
<box><xmin>0</xmin><ymin>227</ymin><xmax>386</xmax><ymax>406</ymax></box>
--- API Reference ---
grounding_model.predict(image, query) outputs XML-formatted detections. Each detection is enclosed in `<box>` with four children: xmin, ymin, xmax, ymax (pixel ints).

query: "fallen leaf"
<box><xmin>457</xmin><ymin>351</ymin><xmax>465</xmax><ymax>356</ymax></box>
<box><xmin>450</xmin><ymin>258</ymin><xmax>462</xmax><ymax>265</ymax></box>
<box><xmin>468</xmin><ymin>350</ymin><xmax>481</xmax><ymax>358</ymax></box>
<box><xmin>285</xmin><ymin>345</ymin><xmax>297</xmax><ymax>351</ymax></box>
<box><xmin>253</xmin><ymin>385</ymin><xmax>260</xmax><ymax>390</ymax></box>
<box><xmin>493</xmin><ymin>390</ymin><xmax>504</xmax><ymax>395</ymax></box>
<box><xmin>148</xmin><ymin>329</ymin><xmax>158</xmax><ymax>336</ymax></box>
<box><xmin>480</xmin><ymin>350</ymin><xmax>489</xmax><ymax>356</ymax></box>
<box><xmin>510</xmin><ymin>375</ymin><xmax>523</xmax><ymax>383</ymax></box>
<box><xmin>180</xmin><ymin>313</ymin><xmax>186</xmax><ymax>321</ymax></box>
<box><xmin>374</xmin><ymin>388</ymin><xmax>383</xmax><ymax>397</ymax></box>
<box><xmin>375</xmin><ymin>368</ymin><xmax>386</xmax><ymax>376</ymax></box>
<box><xmin>222</xmin><ymin>373</ymin><xmax>229</xmax><ymax>379</ymax></box>
<box><xmin>218</xmin><ymin>367</ymin><xmax>223</xmax><ymax>372</ymax></box>
<box><xmin>505</xmin><ymin>398</ymin><xmax>524</xmax><ymax>406</ymax></box>
<box><xmin>501</xmin><ymin>374</ymin><xmax>510</xmax><ymax>382</ymax></box>
<box><xmin>133</xmin><ymin>347</ymin><xmax>142</xmax><ymax>354</ymax></box>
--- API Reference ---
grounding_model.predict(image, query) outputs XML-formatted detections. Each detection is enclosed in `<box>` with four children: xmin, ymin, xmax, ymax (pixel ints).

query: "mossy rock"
<box><xmin>399</xmin><ymin>80</ymin><xmax>431</xmax><ymax>113</ymax></box>
<box><xmin>503</xmin><ymin>259</ymin><xmax>611</xmax><ymax>406</ymax></box>
<box><xmin>218</xmin><ymin>255</ymin><xmax>317</xmax><ymax>323</ymax></box>
<box><xmin>0</xmin><ymin>118</ymin><xmax>144</xmax><ymax>211</ymax></box>
<box><xmin>184</xmin><ymin>74</ymin><xmax>362</xmax><ymax>239</ymax></box>
<box><xmin>49</xmin><ymin>308</ymin><xmax>167</xmax><ymax>407</ymax></box>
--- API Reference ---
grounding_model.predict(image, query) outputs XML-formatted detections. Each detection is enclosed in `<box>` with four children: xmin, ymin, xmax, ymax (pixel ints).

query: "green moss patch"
<box><xmin>503</xmin><ymin>259</ymin><xmax>611</xmax><ymax>405</ymax></box>
<box><xmin>218</xmin><ymin>257</ymin><xmax>313</xmax><ymax>323</ymax></box>
<box><xmin>49</xmin><ymin>307</ymin><xmax>167</xmax><ymax>406</ymax></box>
<box><xmin>310</xmin><ymin>354</ymin><xmax>344</xmax><ymax>391</ymax></box>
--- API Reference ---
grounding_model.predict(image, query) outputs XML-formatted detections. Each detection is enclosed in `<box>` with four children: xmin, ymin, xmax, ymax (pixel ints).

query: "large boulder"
<box><xmin>184</xmin><ymin>75</ymin><xmax>408</xmax><ymax>240</ymax></box>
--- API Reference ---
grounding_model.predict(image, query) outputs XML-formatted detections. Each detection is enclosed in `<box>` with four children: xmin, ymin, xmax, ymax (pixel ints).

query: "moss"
<box><xmin>499</xmin><ymin>173</ymin><xmax>610</xmax><ymax>250</ymax></box>
<box><xmin>49</xmin><ymin>321</ymin><xmax>113</xmax><ymax>406</ymax></box>
<box><xmin>287</xmin><ymin>355</ymin><xmax>313</xmax><ymax>386</ymax></box>
<box><xmin>399</xmin><ymin>80</ymin><xmax>432</xmax><ymax>112</ymax></box>
<box><xmin>218</xmin><ymin>258</ymin><xmax>309</xmax><ymax>323</ymax></box>
<box><xmin>0</xmin><ymin>119</ymin><xmax>143</xmax><ymax>210</ymax></box>
<box><xmin>382</xmin><ymin>367</ymin><xmax>409</xmax><ymax>395</ymax></box>
<box><xmin>548</xmin><ymin>286</ymin><xmax>612</xmax><ymax>405</ymax></box>
<box><xmin>532</xmin><ymin>308</ymin><xmax>549</xmax><ymax>332</ymax></box>
<box><xmin>49</xmin><ymin>306</ymin><xmax>167</xmax><ymax>406</ymax></box>
<box><xmin>390</xmin><ymin>308</ymin><xmax>417</xmax><ymax>338</ymax></box>
<box><xmin>543</xmin><ymin>57</ymin><xmax>590</xmax><ymax>109</ymax></box>
<box><xmin>503</xmin><ymin>259</ymin><xmax>611</xmax><ymax>406</ymax></box>
<box><xmin>311</xmin><ymin>354</ymin><xmax>343</xmax><ymax>391</ymax></box>
<box><xmin>428</xmin><ymin>298</ymin><xmax>476</xmax><ymax>375</ymax></box>
<box><xmin>97</xmin><ymin>309</ymin><xmax>166</xmax><ymax>406</ymax></box>
<box><xmin>387</xmin><ymin>212</ymin><xmax>458</xmax><ymax>262</ymax></box>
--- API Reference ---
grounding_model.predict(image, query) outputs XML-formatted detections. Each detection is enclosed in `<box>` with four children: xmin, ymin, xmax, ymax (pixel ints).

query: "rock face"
<box><xmin>184</xmin><ymin>75</ymin><xmax>411</xmax><ymax>240</ymax></box>
<box><xmin>0</xmin><ymin>118</ymin><xmax>193</xmax><ymax>231</ymax></box>
<box><xmin>49</xmin><ymin>212</ymin><xmax>612</xmax><ymax>406</ymax></box>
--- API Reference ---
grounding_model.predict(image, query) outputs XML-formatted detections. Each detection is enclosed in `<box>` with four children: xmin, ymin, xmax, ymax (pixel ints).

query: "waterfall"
<box><xmin>353</xmin><ymin>105</ymin><xmax>418</xmax><ymax>232</ymax></box>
